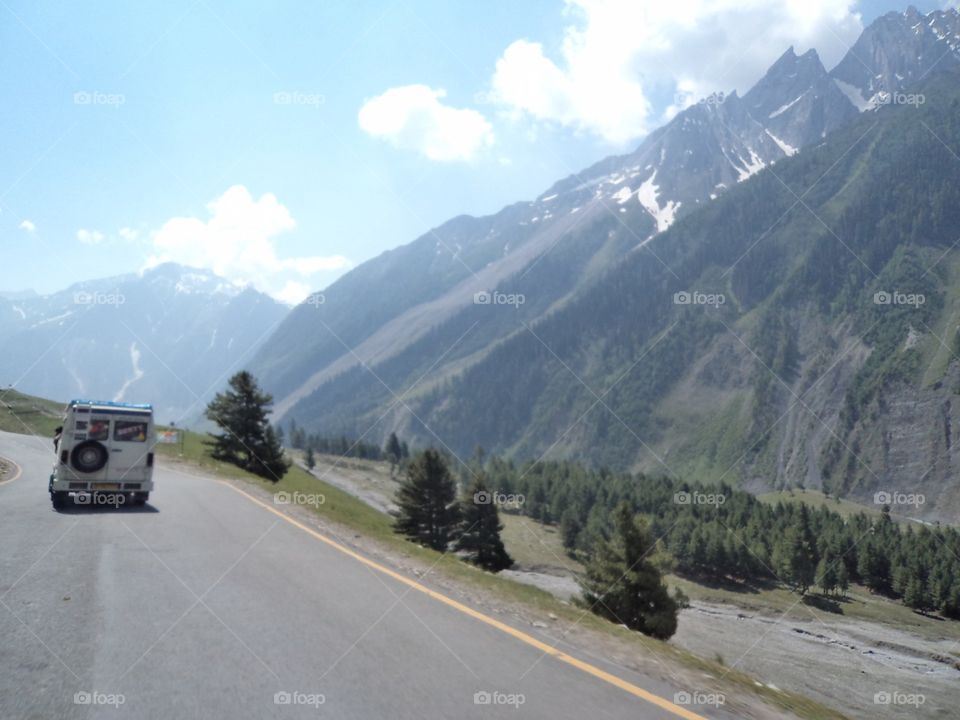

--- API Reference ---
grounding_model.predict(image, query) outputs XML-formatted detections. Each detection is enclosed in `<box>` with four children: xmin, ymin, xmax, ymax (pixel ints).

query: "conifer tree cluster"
<box><xmin>393</xmin><ymin>449</ymin><xmax>512</xmax><ymax>572</ymax></box>
<box><xmin>475</xmin><ymin>453</ymin><xmax>960</xmax><ymax>619</ymax></box>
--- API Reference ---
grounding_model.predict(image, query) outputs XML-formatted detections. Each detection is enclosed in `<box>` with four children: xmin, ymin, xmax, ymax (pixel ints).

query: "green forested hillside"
<box><xmin>290</xmin><ymin>67</ymin><xmax>960</xmax><ymax>522</ymax></box>
<box><xmin>431</xmin><ymin>69</ymin><xmax>960</xmax><ymax>515</ymax></box>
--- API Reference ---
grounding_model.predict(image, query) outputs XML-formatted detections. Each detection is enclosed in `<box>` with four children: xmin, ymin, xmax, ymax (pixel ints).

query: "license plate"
<box><xmin>93</xmin><ymin>483</ymin><xmax>120</xmax><ymax>490</ymax></box>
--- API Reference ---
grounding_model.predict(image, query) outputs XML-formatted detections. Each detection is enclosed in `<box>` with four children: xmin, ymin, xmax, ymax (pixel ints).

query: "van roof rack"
<box><xmin>68</xmin><ymin>399</ymin><xmax>153</xmax><ymax>410</ymax></box>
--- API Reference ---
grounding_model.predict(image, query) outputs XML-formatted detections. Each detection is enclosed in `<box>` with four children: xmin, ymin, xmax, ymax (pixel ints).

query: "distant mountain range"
<box><xmin>0</xmin><ymin>263</ymin><xmax>287</xmax><ymax>421</ymax></box>
<box><xmin>246</xmin><ymin>7</ymin><xmax>960</xmax><ymax>522</ymax></box>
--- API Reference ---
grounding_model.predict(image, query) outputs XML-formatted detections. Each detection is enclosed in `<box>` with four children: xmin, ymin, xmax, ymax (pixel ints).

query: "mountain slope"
<box><xmin>255</xmin><ymin>9</ymin><xmax>960</xmax><ymax>520</ymax></box>
<box><xmin>250</xmin><ymin>11</ymin><xmax>948</xmax><ymax>418</ymax></box>
<box><xmin>0</xmin><ymin>264</ymin><xmax>287</xmax><ymax>421</ymax></box>
<box><xmin>396</xmin><ymin>66</ymin><xmax>960</xmax><ymax>522</ymax></box>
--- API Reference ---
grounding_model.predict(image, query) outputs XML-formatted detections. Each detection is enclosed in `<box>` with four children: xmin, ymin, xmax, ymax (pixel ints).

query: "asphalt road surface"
<box><xmin>0</xmin><ymin>430</ymin><xmax>733</xmax><ymax>720</ymax></box>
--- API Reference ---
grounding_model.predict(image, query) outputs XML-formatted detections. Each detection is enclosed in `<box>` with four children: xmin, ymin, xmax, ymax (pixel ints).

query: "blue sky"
<box><xmin>0</xmin><ymin>0</ymin><xmax>946</xmax><ymax>302</ymax></box>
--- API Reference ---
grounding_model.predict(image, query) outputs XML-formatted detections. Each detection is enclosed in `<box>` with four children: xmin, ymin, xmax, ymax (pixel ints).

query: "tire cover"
<box><xmin>71</xmin><ymin>440</ymin><xmax>109</xmax><ymax>473</ymax></box>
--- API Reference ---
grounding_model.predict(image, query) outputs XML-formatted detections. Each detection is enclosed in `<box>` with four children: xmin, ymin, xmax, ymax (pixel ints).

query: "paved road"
<box><xmin>0</xmin><ymin>430</ymin><xmax>729</xmax><ymax>720</ymax></box>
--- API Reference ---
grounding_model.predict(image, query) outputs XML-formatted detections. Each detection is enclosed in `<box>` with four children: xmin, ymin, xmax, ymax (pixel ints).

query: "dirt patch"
<box><xmin>673</xmin><ymin>600</ymin><xmax>959</xmax><ymax>719</ymax></box>
<box><xmin>0</xmin><ymin>456</ymin><xmax>15</xmax><ymax>482</ymax></box>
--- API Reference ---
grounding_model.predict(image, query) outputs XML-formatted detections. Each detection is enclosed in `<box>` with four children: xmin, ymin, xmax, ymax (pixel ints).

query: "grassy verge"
<box><xmin>157</xmin><ymin>428</ymin><xmax>847</xmax><ymax>720</ymax></box>
<box><xmin>0</xmin><ymin>390</ymin><xmax>63</xmax><ymax>436</ymax></box>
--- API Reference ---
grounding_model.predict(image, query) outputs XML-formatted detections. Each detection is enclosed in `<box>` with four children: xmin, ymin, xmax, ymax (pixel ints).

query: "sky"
<box><xmin>0</xmin><ymin>0</ymin><xmax>949</xmax><ymax>303</ymax></box>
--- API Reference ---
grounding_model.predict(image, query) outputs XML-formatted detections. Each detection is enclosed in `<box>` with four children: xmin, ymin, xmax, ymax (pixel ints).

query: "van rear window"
<box><xmin>88</xmin><ymin>420</ymin><xmax>110</xmax><ymax>441</ymax></box>
<box><xmin>114</xmin><ymin>421</ymin><xmax>148</xmax><ymax>442</ymax></box>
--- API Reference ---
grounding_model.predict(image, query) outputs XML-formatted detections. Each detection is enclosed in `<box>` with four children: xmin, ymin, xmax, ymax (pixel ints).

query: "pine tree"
<box><xmin>560</xmin><ymin>508</ymin><xmax>582</xmax><ymax>552</ymax></box>
<box><xmin>836</xmin><ymin>561</ymin><xmax>850</xmax><ymax>598</ymax></box>
<box><xmin>456</xmin><ymin>476</ymin><xmax>513</xmax><ymax>572</ymax></box>
<box><xmin>305</xmin><ymin>446</ymin><xmax>316</xmax><ymax>471</ymax></box>
<box><xmin>785</xmin><ymin>508</ymin><xmax>817</xmax><ymax>594</ymax></box>
<box><xmin>385</xmin><ymin>432</ymin><xmax>402</xmax><ymax>476</ymax></box>
<box><xmin>580</xmin><ymin>503</ymin><xmax>679</xmax><ymax>640</ymax></box>
<box><xmin>904</xmin><ymin>576</ymin><xmax>930</xmax><ymax>614</ymax></box>
<box><xmin>394</xmin><ymin>449</ymin><xmax>461</xmax><ymax>551</ymax></box>
<box><xmin>205</xmin><ymin>372</ymin><xmax>289</xmax><ymax>481</ymax></box>
<box><xmin>815</xmin><ymin>552</ymin><xmax>837</xmax><ymax>596</ymax></box>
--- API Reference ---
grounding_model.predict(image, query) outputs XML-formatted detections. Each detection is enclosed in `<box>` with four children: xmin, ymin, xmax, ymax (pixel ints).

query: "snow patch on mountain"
<box><xmin>833</xmin><ymin>79</ymin><xmax>876</xmax><ymax>112</ymax></box>
<box><xmin>765</xmin><ymin>130</ymin><xmax>798</xmax><ymax>156</ymax></box>
<box><xmin>769</xmin><ymin>91</ymin><xmax>807</xmax><ymax>118</ymax></box>
<box><xmin>735</xmin><ymin>150</ymin><xmax>767</xmax><ymax>182</ymax></box>
<box><xmin>636</xmin><ymin>171</ymin><xmax>681</xmax><ymax>232</ymax></box>
<box><xmin>114</xmin><ymin>343</ymin><xmax>144</xmax><ymax>402</ymax></box>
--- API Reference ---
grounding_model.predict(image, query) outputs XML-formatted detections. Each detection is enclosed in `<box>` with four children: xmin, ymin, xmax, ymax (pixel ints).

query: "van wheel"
<box><xmin>51</xmin><ymin>491</ymin><xmax>69</xmax><ymax>509</ymax></box>
<box><xmin>133</xmin><ymin>492</ymin><xmax>149</xmax><ymax>506</ymax></box>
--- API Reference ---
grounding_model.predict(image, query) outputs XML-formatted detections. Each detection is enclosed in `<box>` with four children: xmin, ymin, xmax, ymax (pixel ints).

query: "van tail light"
<box><xmin>60</xmin><ymin>450</ymin><xmax>68</xmax><ymax>464</ymax></box>
<box><xmin>146</xmin><ymin>453</ymin><xmax>154</xmax><ymax>467</ymax></box>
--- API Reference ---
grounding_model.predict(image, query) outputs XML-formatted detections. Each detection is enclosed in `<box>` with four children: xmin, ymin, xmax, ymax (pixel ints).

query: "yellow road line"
<box><xmin>0</xmin><ymin>454</ymin><xmax>23</xmax><ymax>486</ymax></box>
<box><xmin>218</xmin><ymin>480</ymin><xmax>707</xmax><ymax>720</ymax></box>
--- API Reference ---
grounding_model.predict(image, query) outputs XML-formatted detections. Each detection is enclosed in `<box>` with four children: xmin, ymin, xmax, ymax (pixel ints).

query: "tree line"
<box><xmin>481</xmin><ymin>454</ymin><xmax>960</xmax><ymax>618</ymax></box>
<box><xmin>281</xmin><ymin>419</ymin><xmax>400</xmax><ymax>463</ymax></box>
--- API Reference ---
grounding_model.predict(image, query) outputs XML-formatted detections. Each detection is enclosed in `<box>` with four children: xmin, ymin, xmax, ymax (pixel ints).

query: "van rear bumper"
<box><xmin>49</xmin><ymin>476</ymin><xmax>154</xmax><ymax>493</ymax></box>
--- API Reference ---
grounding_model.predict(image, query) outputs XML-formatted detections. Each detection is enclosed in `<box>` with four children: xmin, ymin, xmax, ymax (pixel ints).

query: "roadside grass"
<box><xmin>499</xmin><ymin>513</ymin><xmax>584</xmax><ymax>573</ymax></box>
<box><xmin>0</xmin><ymin>390</ymin><xmax>63</xmax><ymax>437</ymax></box>
<box><xmin>156</xmin><ymin>428</ymin><xmax>847</xmax><ymax>720</ymax></box>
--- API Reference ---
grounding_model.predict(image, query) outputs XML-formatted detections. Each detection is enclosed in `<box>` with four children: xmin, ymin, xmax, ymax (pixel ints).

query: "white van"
<box><xmin>49</xmin><ymin>400</ymin><xmax>156</xmax><ymax>509</ymax></box>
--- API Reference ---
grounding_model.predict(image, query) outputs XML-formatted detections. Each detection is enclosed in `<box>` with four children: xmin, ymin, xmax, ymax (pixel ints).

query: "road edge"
<box><xmin>0</xmin><ymin>453</ymin><xmax>23</xmax><ymax>486</ymax></box>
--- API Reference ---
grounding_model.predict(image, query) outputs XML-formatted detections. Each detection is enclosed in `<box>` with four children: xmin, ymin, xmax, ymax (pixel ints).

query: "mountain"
<box><xmin>0</xmin><ymin>289</ymin><xmax>38</xmax><ymax>301</ymax></box>
<box><xmin>0</xmin><ymin>263</ymin><xmax>287</xmax><ymax>422</ymax></box>
<box><xmin>249</xmin><ymin>15</ymin><xmax>869</xmax><ymax>411</ymax></box>
<box><xmin>250</xmin><ymin>9</ymin><xmax>960</xmax><ymax>521</ymax></box>
<box><xmin>831</xmin><ymin>5</ymin><xmax>960</xmax><ymax>110</ymax></box>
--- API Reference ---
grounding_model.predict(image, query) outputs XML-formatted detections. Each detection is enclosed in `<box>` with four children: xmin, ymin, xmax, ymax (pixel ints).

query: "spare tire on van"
<box><xmin>71</xmin><ymin>440</ymin><xmax>109</xmax><ymax>474</ymax></box>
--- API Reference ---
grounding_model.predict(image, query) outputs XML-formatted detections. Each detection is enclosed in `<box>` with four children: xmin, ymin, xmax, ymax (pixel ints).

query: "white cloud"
<box><xmin>358</xmin><ymin>84</ymin><xmax>494</xmax><ymax>161</ymax></box>
<box><xmin>18</xmin><ymin>220</ymin><xmax>35</xmax><ymax>233</ymax></box>
<box><xmin>275</xmin><ymin>280</ymin><xmax>313</xmax><ymax>306</ymax></box>
<box><xmin>77</xmin><ymin>228</ymin><xmax>105</xmax><ymax>244</ymax></box>
<box><xmin>490</xmin><ymin>0</ymin><xmax>863</xmax><ymax>143</ymax></box>
<box><xmin>118</xmin><ymin>226</ymin><xmax>139</xmax><ymax>242</ymax></box>
<box><xmin>144</xmin><ymin>185</ymin><xmax>351</xmax><ymax>300</ymax></box>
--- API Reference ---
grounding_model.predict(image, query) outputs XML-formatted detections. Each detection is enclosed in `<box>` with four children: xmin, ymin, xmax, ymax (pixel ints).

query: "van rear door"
<box><xmin>108</xmin><ymin>413</ymin><xmax>152</xmax><ymax>481</ymax></box>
